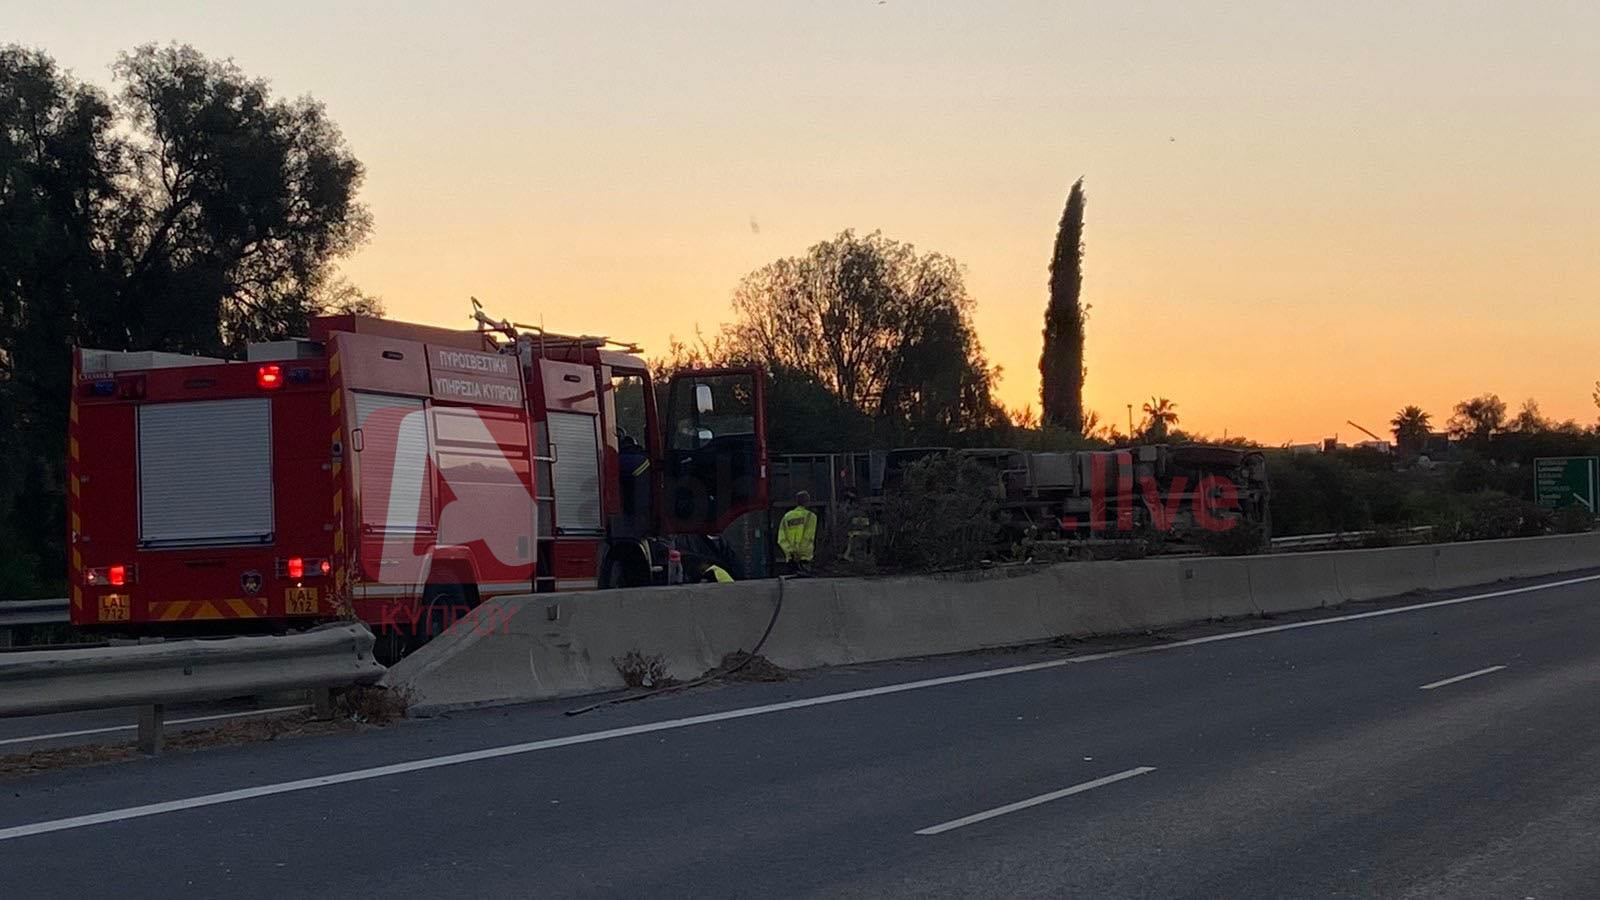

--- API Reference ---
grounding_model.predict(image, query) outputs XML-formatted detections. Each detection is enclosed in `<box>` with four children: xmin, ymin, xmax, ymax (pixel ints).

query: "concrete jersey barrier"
<box><xmin>386</xmin><ymin>532</ymin><xmax>1600</xmax><ymax>712</ymax></box>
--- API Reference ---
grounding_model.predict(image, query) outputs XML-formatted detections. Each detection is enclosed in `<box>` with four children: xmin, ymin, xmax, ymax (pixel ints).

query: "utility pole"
<box><xmin>1126</xmin><ymin>404</ymin><xmax>1134</xmax><ymax>437</ymax></box>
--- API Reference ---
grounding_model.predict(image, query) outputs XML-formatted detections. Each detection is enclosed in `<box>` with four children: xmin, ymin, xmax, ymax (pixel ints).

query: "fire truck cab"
<box><xmin>67</xmin><ymin>309</ymin><xmax>768</xmax><ymax>654</ymax></box>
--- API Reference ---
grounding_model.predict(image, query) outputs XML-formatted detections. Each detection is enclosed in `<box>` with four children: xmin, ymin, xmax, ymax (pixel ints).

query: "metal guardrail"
<box><xmin>0</xmin><ymin>598</ymin><xmax>69</xmax><ymax>628</ymax></box>
<box><xmin>0</xmin><ymin>623</ymin><xmax>385</xmax><ymax>754</ymax></box>
<box><xmin>1270</xmin><ymin>526</ymin><xmax>1434</xmax><ymax>552</ymax></box>
<box><xmin>0</xmin><ymin>598</ymin><xmax>70</xmax><ymax>648</ymax></box>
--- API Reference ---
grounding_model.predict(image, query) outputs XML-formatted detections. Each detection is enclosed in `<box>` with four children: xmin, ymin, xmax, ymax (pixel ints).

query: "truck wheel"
<box><xmin>419</xmin><ymin>583</ymin><xmax>469</xmax><ymax>645</ymax></box>
<box><xmin>374</xmin><ymin>584</ymin><xmax>470</xmax><ymax>666</ymax></box>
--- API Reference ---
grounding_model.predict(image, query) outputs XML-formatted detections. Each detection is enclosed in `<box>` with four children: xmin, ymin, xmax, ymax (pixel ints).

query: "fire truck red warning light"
<box><xmin>256</xmin><ymin>364</ymin><xmax>283</xmax><ymax>389</ymax></box>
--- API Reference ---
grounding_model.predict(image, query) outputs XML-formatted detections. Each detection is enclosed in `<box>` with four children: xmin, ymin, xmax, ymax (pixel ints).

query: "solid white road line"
<box><xmin>915</xmin><ymin>767</ymin><xmax>1157</xmax><ymax>835</ymax></box>
<box><xmin>0</xmin><ymin>707</ymin><xmax>307</xmax><ymax>749</ymax></box>
<box><xmin>1</xmin><ymin>572</ymin><xmax>1596</xmax><ymax>843</ymax></box>
<box><xmin>1419</xmin><ymin>665</ymin><xmax>1507</xmax><ymax>691</ymax></box>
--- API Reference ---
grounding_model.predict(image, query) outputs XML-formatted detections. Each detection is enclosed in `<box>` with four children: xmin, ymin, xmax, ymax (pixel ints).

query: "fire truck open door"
<box><xmin>663</xmin><ymin>368</ymin><xmax>770</xmax><ymax>576</ymax></box>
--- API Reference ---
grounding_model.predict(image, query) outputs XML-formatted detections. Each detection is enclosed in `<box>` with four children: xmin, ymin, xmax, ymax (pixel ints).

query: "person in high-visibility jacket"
<box><xmin>777</xmin><ymin>491</ymin><xmax>819</xmax><ymax>575</ymax></box>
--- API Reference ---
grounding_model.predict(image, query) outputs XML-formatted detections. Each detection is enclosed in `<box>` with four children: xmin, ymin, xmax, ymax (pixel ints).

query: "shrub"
<box><xmin>1266</xmin><ymin>453</ymin><xmax>1373</xmax><ymax>535</ymax></box>
<box><xmin>0</xmin><ymin>547</ymin><xmax>44</xmax><ymax>599</ymax></box>
<box><xmin>1554</xmin><ymin>504</ymin><xmax>1596</xmax><ymax>534</ymax></box>
<box><xmin>873</xmin><ymin>454</ymin><xmax>1001</xmax><ymax>572</ymax></box>
<box><xmin>1449</xmin><ymin>453</ymin><xmax>1526</xmax><ymax>497</ymax></box>
<box><xmin>1441</xmin><ymin>491</ymin><xmax>1550</xmax><ymax>541</ymax></box>
<box><xmin>1196</xmin><ymin>523</ymin><xmax>1266</xmax><ymax>556</ymax></box>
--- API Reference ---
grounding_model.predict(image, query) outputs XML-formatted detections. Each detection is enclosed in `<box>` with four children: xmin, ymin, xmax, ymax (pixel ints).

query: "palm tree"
<box><xmin>1141</xmin><ymin>396</ymin><xmax>1179</xmax><ymax>439</ymax></box>
<box><xmin>1389</xmin><ymin>406</ymin><xmax>1431</xmax><ymax>455</ymax></box>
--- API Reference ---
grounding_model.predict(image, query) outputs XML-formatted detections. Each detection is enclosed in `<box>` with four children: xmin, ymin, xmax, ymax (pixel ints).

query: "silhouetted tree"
<box><xmin>1040</xmin><ymin>178</ymin><xmax>1086</xmax><ymax>433</ymax></box>
<box><xmin>110</xmin><ymin>44</ymin><xmax>371</xmax><ymax>350</ymax></box>
<box><xmin>1447</xmin><ymin>393</ymin><xmax>1507</xmax><ymax>443</ymax></box>
<box><xmin>1510</xmin><ymin>398</ymin><xmax>1550</xmax><ymax>434</ymax></box>
<box><xmin>0</xmin><ymin>43</ymin><xmax>372</xmax><ymax>594</ymax></box>
<box><xmin>725</xmin><ymin>230</ymin><xmax>999</xmax><ymax>441</ymax></box>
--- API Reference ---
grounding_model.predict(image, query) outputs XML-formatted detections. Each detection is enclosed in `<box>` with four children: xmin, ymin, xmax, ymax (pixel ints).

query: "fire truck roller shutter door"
<box><xmin>352</xmin><ymin>392</ymin><xmax>433</xmax><ymax>532</ymax></box>
<box><xmin>138</xmin><ymin>398</ymin><xmax>274</xmax><ymax>546</ymax></box>
<box><xmin>547</xmin><ymin>411</ymin><xmax>604</xmax><ymax>534</ymax></box>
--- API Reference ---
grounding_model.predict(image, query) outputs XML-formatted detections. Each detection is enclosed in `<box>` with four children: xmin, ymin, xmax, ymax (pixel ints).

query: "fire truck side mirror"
<box><xmin>695</xmin><ymin>383</ymin><xmax>714</xmax><ymax>414</ymax></box>
<box><xmin>351</xmin><ymin>428</ymin><xmax>364</xmax><ymax>452</ymax></box>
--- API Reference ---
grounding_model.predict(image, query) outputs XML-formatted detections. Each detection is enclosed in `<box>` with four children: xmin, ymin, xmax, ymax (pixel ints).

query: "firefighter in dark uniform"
<box><xmin>618</xmin><ymin>431</ymin><xmax>650</xmax><ymax>526</ymax></box>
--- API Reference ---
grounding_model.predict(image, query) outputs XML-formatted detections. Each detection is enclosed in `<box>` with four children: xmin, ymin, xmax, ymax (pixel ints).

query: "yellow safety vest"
<box><xmin>705</xmin><ymin>564</ymin><xmax>734</xmax><ymax>583</ymax></box>
<box><xmin>777</xmin><ymin>506</ymin><xmax>818</xmax><ymax>562</ymax></box>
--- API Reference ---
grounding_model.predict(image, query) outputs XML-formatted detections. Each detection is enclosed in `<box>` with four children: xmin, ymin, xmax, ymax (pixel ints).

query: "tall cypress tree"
<box><xmin>1040</xmin><ymin>178</ymin><xmax>1086</xmax><ymax>431</ymax></box>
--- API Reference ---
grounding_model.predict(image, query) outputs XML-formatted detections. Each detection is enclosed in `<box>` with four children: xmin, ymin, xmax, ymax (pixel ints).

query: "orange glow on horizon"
<box><xmin>21</xmin><ymin>1</ymin><xmax>1598</xmax><ymax>444</ymax></box>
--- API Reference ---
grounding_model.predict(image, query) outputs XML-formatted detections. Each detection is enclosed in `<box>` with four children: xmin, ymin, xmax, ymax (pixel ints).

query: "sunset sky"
<box><xmin>14</xmin><ymin>1</ymin><xmax>1600</xmax><ymax>443</ymax></box>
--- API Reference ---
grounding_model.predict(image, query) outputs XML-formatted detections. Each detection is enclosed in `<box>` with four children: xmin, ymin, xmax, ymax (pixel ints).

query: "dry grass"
<box><xmin>332</xmin><ymin>684</ymin><xmax>411</xmax><ymax>724</ymax></box>
<box><xmin>711</xmin><ymin>651</ymin><xmax>790</xmax><ymax>683</ymax></box>
<box><xmin>0</xmin><ymin>712</ymin><xmax>356</xmax><ymax>777</ymax></box>
<box><xmin>613</xmin><ymin>649</ymin><xmax>673</xmax><ymax>688</ymax></box>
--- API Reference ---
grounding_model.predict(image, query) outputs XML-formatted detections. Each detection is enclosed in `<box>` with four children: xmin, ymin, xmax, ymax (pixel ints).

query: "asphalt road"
<box><xmin>3</xmin><ymin>570</ymin><xmax>1600</xmax><ymax>898</ymax></box>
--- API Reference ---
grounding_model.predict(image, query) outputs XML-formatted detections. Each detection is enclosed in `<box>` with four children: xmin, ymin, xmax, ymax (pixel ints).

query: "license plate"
<box><xmin>285</xmin><ymin>586</ymin><xmax>320</xmax><ymax>616</ymax></box>
<box><xmin>99</xmin><ymin>593</ymin><xmax>130</xmax><ymax>622</ymax></box>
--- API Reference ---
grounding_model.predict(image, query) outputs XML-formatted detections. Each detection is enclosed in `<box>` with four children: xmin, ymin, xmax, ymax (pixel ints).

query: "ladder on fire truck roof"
<box><xmin>470</xmin><ymin>297</ymin><xmax>642</xmax><ymax>355</ymax></box>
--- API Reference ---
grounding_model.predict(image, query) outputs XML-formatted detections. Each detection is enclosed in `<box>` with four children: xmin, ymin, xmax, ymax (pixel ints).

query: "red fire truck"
<box><xmin>67</xmin><ymin>305</ymin><xmax>769</xmax><ymax>657</ymax></box>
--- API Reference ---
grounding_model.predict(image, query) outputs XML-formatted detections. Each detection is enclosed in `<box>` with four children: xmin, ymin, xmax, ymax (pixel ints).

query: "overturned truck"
<box><xmin>772</xmin><ymin>443</ymin><xmax>1270</xmax><ymax>554</ymax></box>
<box><xmin>990</xmin><ymin>443</ymin><xmax>1269</xmax><ymax>547</ymax></box>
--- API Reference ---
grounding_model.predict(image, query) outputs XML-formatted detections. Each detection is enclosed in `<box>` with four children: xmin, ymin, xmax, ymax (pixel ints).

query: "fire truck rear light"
<box><xmin>257</xmin><ymin>364</ymin><xmax>283</xmax><ymax>390</ymax></box>
<box><xmin>91</xmin><ymin>380</ymin><xmax>117</xmax><ymax>396</ymax></box>
<box><xmin>86</xmin><ymin>565</ymin><xmax>135</xmax><ymax>586</ymax></box>
<box><xmin>277</xmin><ymin>557</ymin><xmax>328</xmax><ymax>578</ymax></box>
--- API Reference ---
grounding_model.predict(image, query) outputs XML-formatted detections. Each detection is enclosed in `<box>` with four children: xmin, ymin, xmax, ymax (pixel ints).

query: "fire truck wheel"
<box><xmin>604</xmin><ymin>551</ymin><xmax>650</xmax><ymax>588</ymax></box>
<box><xmin>420</xmin><ymin>583</ymin><xmax>470</xmax><ymax>644</ymax></box>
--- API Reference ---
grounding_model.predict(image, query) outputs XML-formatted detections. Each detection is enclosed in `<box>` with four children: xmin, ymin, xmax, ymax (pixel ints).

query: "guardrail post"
<box><xmin>0</xmin><ymin>629</ymin><xmax>12</xmax><ymax>649</ymax></box>
<box><xmin>138</xmin><ymin>704</ymin><xmax>164</xmax><ymax>756</ymax></box>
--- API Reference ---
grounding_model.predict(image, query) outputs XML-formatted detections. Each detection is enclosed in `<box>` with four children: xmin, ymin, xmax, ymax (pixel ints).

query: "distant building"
<box><xmin>1421</xmin><ymin>432</ymin><xmax>1452</xmax><ymax>458</ymax></box>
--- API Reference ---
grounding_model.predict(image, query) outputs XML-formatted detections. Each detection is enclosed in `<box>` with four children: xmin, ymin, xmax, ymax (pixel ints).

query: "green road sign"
<box><xmin>1534</xmin><ymin>456</ymin><xmax>1598</xmax><ymax>511</ymax></box>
